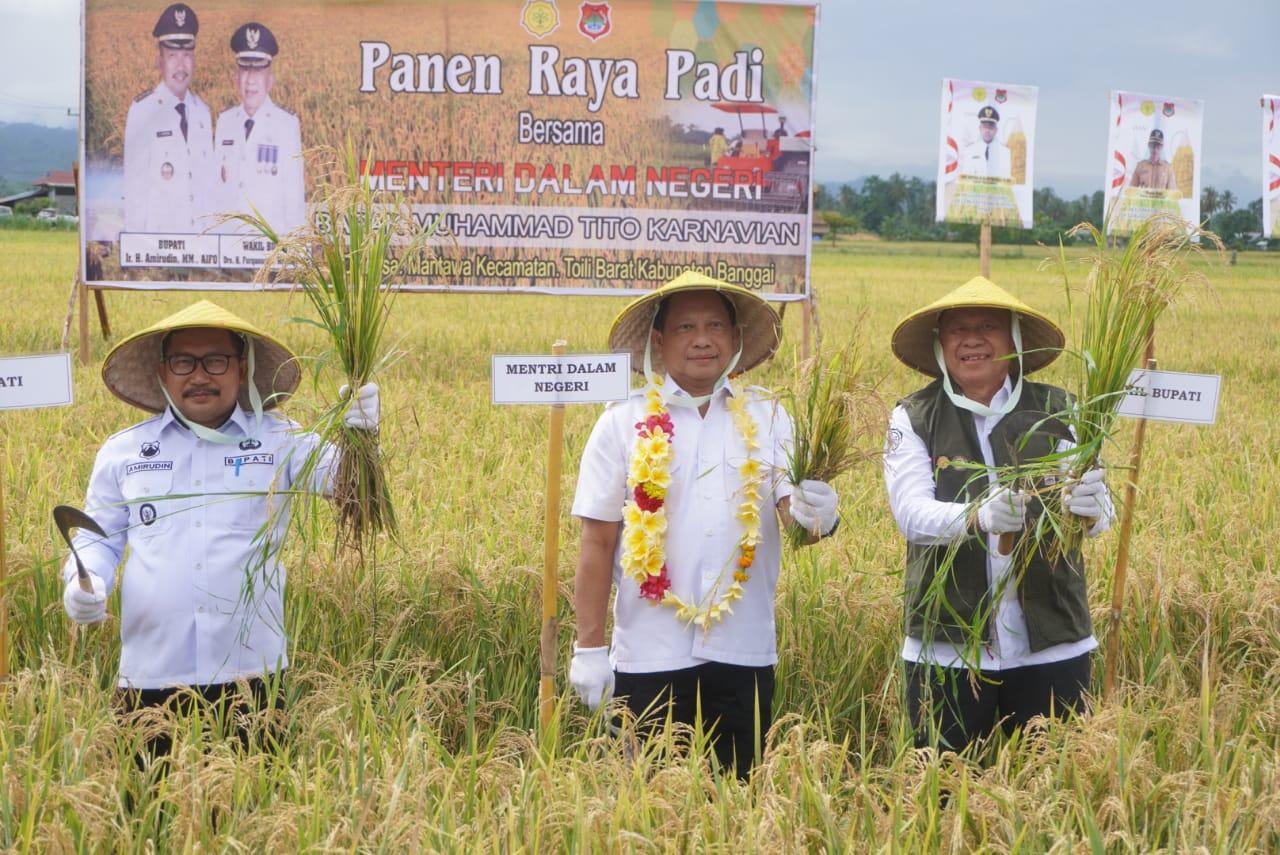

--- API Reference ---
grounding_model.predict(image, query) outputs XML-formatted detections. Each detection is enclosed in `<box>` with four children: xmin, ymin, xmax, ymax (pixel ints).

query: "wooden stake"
<box><xmin>0</xmin><ymin>438</ymin><xmax>7</xmax><ymax>680</ymax></box>
<box><xmin>539</xmin><ymin>340</ymin><xmax>568</xmax><ymax>734</ymax></box>
<box><xmin>1103</xmin><ymin>333</ymin><xmax>1157</xmax><ymax>701</ymax></box>
<box><xmin>93</xmin><ymin>290</ymin><xmax>111</xmax><ymax>339</ymax></box>
<box><xmin>979</xmin><ymin>223</ymin><xmax>992</xmax><ymax>278</ymax></box>
<box><xmin>800</xmin><ymin>297</ymin><xmax>813</xmax><ymax>360</ymax></box>
<box><xmin>78</xmin><ymin>281</ymin><xmax>90</xmax><ymax>366</ymax></box>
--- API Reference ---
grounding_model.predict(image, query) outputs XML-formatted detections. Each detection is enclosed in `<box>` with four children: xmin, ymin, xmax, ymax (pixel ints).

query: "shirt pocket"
<box><xmin>121</xmin><ymin>467</ymin><xmax>175</xmax><ymax>539</ymax></box>
<box><xmin>218</xmin><ymin>461</ymin><xmax>274</xmax><ymax>533</ymax></box>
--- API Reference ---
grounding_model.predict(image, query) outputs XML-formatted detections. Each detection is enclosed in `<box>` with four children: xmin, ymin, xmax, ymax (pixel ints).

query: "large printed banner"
<box><xmin>81</xmin><ymin>0</ymin><xmax>818</xmax><ymax>298</ymax></box>
<box><xmin>1103</xmin><ymin>90</ymin><xmax>1202</xmax><ymax>235</ymax></box>
<box><xmin>1264</xmin><ymin>95</ymin><xmax>1280</xmax><ymax>240</ymax></box>
<box><xmin>935</xmin><ymin>78</ymin><xmax>1037</xmax><ymax>230</ymax></box>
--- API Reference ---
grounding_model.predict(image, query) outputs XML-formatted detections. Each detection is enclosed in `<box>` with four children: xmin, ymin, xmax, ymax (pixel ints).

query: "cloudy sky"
<box><xmin>1</xmin><ymin>0</ymin><xmax>1273</xmax><ymax>200</ymax></box>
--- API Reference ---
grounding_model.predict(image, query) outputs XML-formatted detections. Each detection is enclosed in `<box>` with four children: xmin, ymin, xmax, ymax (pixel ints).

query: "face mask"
<box><xmin>932</xmin><ymin>313</ymin><xmax>1024</xmax><ymax>418</ymax></box>
<box><xmin>158</xmin><ymin>334</ymin><xmax>264</xmax><ymax>443</ymax></box>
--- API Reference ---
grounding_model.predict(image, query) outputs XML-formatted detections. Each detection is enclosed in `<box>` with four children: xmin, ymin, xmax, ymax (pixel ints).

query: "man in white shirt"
<box><xmin>960</xmin><ymin>106</ymin><xmax>1011</xmax><ymax>181</ymax></box>
<box><xmin>214</xmin><ymin>22</ymin><xmax>306</xmax><ymax>234</ymax></box>
<box><xmin>569</xmin><ymin>272</ymin><xmax>840</xmax><ymax>778</ymax></box>
<box><xmin>122</xmin><ymin>3</ymin><xmax>217</xmax><ymax>235</ymax></box>
<box><xmin>62</xmin><ymin>300</ymin><xmax>378</xmax><ymax>764</ymax></box>
<box><xmin>883</xmin><ymin>276</ymin><xmax>1113</xmax><ymax>752</ymax></box>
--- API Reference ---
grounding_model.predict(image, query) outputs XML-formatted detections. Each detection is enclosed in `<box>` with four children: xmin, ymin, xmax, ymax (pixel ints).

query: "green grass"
<box><xmin>1</xmin><ymin>230</ymin><xmax>1277</xmax><ymax>850</ymax></box>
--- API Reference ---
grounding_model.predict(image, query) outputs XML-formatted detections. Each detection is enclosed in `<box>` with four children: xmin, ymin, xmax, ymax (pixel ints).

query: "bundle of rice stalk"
<box><xmin>781</xmin><ymin>332</ymin><xmax>883</xmax><ymax>548</ymax></box>
<box><xmin>1004</xmin><ymin>214</ymin><xmax>1220</xmax><ymax>557</ymax></box>
<box><xmin>230</xmin><ymin>142</ymin><xmax>439</xmax><ymax>550</ymax></box>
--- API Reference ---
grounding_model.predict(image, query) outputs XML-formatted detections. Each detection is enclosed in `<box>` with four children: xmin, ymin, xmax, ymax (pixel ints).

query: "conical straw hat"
<box><xmin>891</xmin><ymin>276</ymin><xmax>1064</xmax><ymax>377</ymax></box>
<box><xmin>608</xmin><ymin>272</ymin><xmax>782</xmax><ymax>376</ymax></box>
<box><xmin>102</xmin><ymin>300</ymin><xmax>300</xmax><ymax>413</ymax></box>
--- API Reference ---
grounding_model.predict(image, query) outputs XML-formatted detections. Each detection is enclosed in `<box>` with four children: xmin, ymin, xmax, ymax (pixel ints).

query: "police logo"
<box><xmin>161</xmin><ymin>162</ymin><xmax>174</xmax><ymax>181</ymax></box>
<box><xmin>246</xmin><ymin>27</ymin><xmax>261</xmax><ymax>49</ymax></box>
<box><xmin>578</xmin><ymin>2</ymin><xmax>612</xmax><ymax>40</ymax></box>
<box><xmin>174</xmin><ymin>8</ymin><xmax>187</xmax><ymax>27</ymax></box>
<box><xmin>521</xmin><ymin>0</ymin><xmax>560</xmax><ymax>38</ymax></box>
<box><xmin>1162</xmin><ymin>102</ymin><xmax>1175</xmax><ymax>117</ymax></box>
<box><xmin>239</xmin><ymin>438</ymin><xmax>262</xmax><ymax>450</ymax></box>
<box><xmin>140</xmin><ymin>503</ymin><xmax>158</xmax><ymax>526</ymax></box>
<box><xmin>886</xmin><ymin>428</ymin><xmax>903</xmax><ymax>453</ymax></box>
<box><xmin>141</xmin><ymin>441</ymin><xmax>160</xmax><ymax>458</ymax></box>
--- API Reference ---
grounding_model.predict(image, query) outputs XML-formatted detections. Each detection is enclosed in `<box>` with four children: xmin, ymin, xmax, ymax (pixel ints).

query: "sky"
<box><xmin>1</xmin><ymin>0</ymin><xmax>1274</xmax><ymax>200</ymax></box>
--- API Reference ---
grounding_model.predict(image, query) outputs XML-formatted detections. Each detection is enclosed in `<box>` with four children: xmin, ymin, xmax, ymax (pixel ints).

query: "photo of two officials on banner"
<box><xmin>123</xmin><ymin>3</ymin><xmax>305</xmax><ymax>238</ymax></box>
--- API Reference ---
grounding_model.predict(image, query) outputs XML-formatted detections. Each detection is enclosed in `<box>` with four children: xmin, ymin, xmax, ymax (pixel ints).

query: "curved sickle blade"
<box><xmin>52</xmin><ymin>505</ymin><xmax>107</xmax><ymax>593</ymax></box>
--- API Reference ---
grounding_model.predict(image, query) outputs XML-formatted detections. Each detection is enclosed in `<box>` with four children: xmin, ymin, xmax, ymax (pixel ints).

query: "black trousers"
<box><xmin>905</xmin><ymin>653</ymin><xmax>1091</xmax><ymax>752</ymax></box>
<box><xmin>614</xmin><ymin>662</ymin><xmax>775</xmax><ymax>779</ymax></box>
<box><xmin>117</xmin><ymin>676</ymin><xmax>285</xmax><ymax>769</ymax></box>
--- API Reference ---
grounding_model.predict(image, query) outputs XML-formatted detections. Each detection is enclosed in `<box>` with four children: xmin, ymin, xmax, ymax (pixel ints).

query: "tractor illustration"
<box><xmin>710</xmin><ymin>103</ymin><xmax>811</xmax><ymax>213</ymax></box>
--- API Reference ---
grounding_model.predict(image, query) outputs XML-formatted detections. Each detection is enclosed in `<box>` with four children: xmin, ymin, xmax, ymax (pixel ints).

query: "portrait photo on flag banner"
<box><xmin>1263</xmin><ymin>95</ymin><xmax>1280</xmax><ymax>240</ymax></box>
<box><xmin>1103</xmin><ymin>90</ymin><xmax>1203</xmax><ymax>236</ymax></box>
<box><xmin>79</xmin><ymin>0</ymin><xmax>818</xmax><ymax>298</ymax></box>
<box><xmin>935</xmin><ymin>79</ymin><xmax>1037</xmax><ymax>229</ymax></box>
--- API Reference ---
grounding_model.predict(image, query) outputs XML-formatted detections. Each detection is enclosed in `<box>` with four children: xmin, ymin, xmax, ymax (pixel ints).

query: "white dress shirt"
<box><xmin>572</xmin><ymin>379</ymin><xmax>794</xmax><ymax>673</ymax></box>
<box><xmin>214</xmin><ymin>96</ymin><xmax>306</xmax><ymax>234</ymax></box>
<box><xmin>961</xmin><ymin>138</ymin><xmax>1011</xmax><ymax>181</ymax></box>
<box><xmin>883</xmin><ymin>379</ymin><xmax>1109</xmax><ymax>671</ymax></box>
<box><xmin>123</xmin><ymin>82</ymin><xmax>216</xmax><ymax>233</ymax></box>
<box><xmin>64</xmin><ymin>405</ymin><xmax>333</xmax><ymax>689</ymax></box>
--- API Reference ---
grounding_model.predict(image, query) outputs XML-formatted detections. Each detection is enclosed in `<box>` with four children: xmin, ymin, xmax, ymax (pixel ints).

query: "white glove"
<box><xmin>339</xmin><ymin>382</ymin><xmax>380</xmax><ymax>431</ymax></box>
<box><xmin>977</xmin><ymin>487</ymin><xmax>1029</xmax><ymax>534</ymax></box>
<box><xmin>789</xmin><ymin>479</ymin><xmax>839</xmax><ymax>536</ymax></box>
<box><xmin>1064</xmin><ymin>468</ymin><xmax>1109</xmax><ymax>519</ymax></box>
<box><xmin>63</xmin><ymin>574</ymin><xmax>107</xmax><ymax>625</ymax></box>
<box><xmin>569</xmin><ymin>644</ymin><xmax>614</xmax><ymax>711</ymax></box>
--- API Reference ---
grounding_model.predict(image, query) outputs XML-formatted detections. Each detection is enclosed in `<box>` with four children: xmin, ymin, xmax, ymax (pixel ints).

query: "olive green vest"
<box><xmin>900</xmin><ymin>378</ymin><xmax>1092</xmax><ymax>651</ymax></box>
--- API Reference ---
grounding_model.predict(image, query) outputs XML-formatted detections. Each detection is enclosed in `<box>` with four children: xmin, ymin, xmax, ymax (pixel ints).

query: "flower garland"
<box><xmin>620</xmin><ymin>377</ymin><xmax>765</xmax><ymax>629</ymax></box>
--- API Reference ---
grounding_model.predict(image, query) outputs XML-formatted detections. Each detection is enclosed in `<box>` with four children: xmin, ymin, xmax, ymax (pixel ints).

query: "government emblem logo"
<box><xmin>246</xmin><ymin>27</ymin><xmax>260</xmax><ymax>50</ymax></box>
<box><xmin>521</xmin><ymin>0</ymin><xmax>560</xmax><ymax>39</ymax></box>
<box><xmin>994</xmin><ymin>89</ymin><xmax>1007</xmax><ymax>104</ymax></box>
<box><xmin>141</xmin><ymin>441</ymin><xmax>160</xmax><ymax>458</ymax></box>
<box><xmin>1162</xmin><ymin>102</ymin><xmax>1175</xmax><ymax>117</ymax></box>
<box><xmin>578</xmin><ymin>2</ymin><xmax>611</xmax><ymax>40</ymax></box>
<box><xmin>139</xmin><ymin>503</ymin><xmax>158</xmax><ymax>526</ymax></box>
<box><xmin>174</xmin><ymin>8</ymin><xmax>186</xmax><ymax>27</ymax></box>
<box><xmin>239</xmin><ymin>438</ymin><xmax>262</xmax><ymax>450</ymax></box>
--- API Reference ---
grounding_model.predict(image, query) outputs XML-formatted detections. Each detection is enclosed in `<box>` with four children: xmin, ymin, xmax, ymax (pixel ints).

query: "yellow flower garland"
<box><xmin>620</xmin><ymin>378</ymin><xmax>766</xmax><ymax>630</ymax></box>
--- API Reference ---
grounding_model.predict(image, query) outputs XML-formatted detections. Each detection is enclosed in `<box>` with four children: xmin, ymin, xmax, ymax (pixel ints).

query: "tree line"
<box><xmin>815</xmin><ymin>175</ymin><xmax>1270</xmax><ymax>249</ymax></box>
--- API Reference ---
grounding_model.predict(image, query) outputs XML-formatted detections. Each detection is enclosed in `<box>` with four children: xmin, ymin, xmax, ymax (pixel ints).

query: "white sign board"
<box><xmin>1118</xmin><ymin>368</ymin><xmax>1220</xmax><ymax>425</ymax></box>
<box><xmin>492</xmin><ymin>353</ymin><xmax>631</xmax><ymax>405</ymax></box>
<box><xmin>0</xmin><ymin>354</ymin><xmax>74</xmax><ymax>411</ymax></box>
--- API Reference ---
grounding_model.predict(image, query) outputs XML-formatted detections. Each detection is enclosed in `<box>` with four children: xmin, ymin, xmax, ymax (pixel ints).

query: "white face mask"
<box><xmin>158</xmin><ymin>334</ymin><xmax>264</xmax><ymax>444</ymax></box>
<box><xmin>932</xmin><ymin>313</ymin><xmax>1024</xmax><ymax>418</ymax></box>
<box><xmin>642</xmin><ymin>302</ymin><xmax>743</xmax><ymax>408</ymax></box>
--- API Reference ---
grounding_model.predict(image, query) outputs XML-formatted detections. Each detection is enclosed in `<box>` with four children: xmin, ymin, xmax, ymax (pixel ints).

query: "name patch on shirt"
<box><xmin>156</xmin><ymin>130</ymin><xmax>173</xmax><ymax>138</ymax></box>
<box><xmin>224</xmin><ymin>453</ymin><xmax>274</xmax><ymax>467</ymax></box>
<box><xmin>126</xmin><ymin>460</ymin><xmax>174</xmax><ymax>475</ymax></box>
<box><xmin>222</xmin><ymin>139</ymin><xmax>234</xmax><ymax>145</ymax></box>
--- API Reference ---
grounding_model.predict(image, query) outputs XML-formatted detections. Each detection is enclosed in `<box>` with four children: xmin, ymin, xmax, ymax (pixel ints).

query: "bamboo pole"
<box><xmin>539</xmin><ymin>340</ymin><xmax>568</xmax><ymax>733</ymax></box>
<box><xmin>979</xmin><ymin>223</ymin><xmax>992</xmax><ymax>278</ymax></box>
<box><xmin>1103</xmin><ymin>333</ymin><xmax>1157</xmax><ymax>700</ymax></box>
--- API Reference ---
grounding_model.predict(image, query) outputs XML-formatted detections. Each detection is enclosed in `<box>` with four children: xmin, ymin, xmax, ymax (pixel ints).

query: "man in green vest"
<box><xmin>882</xmin><ymin>276</ymin><xmax>1113</xmax><ymax>752</ymax></box>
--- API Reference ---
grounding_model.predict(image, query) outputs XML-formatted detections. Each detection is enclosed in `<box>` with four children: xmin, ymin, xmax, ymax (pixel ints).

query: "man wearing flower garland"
<box><xmin>569</xmin><ymin>271</ymin><xmax>840</xmax><ymax>778</ymax></box>
<box><xmin>883</xmin><ymin>276</ymin><xmax>1113</xmax><ymax>752</ymax></box>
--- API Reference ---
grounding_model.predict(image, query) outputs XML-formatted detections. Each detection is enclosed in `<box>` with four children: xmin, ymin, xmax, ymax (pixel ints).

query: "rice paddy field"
<box><xmin>1</xmin><ymin>230</ymin><xmax>1278</xmax><ymax>851</ymax></box>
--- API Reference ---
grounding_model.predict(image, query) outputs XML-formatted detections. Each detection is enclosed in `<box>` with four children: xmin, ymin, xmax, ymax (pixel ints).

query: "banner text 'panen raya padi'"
<box><xmin>81</xmin><ymin>0</ymin><xmax>817</xmax><ymax>297</ymax></box>
<box><xmin>1103</xmin><ymin>90</ymin><xmax>1203</xmax><ymax>236</ymax></box>
<box><xmin>935</xmin><ymin>79</ymin><xmax>1038</xmax><ymax>230</ymax></box>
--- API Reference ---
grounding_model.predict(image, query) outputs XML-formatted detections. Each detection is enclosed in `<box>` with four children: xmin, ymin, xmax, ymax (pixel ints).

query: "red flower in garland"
<box><xmin>634</xmin><ymin>484</ymin><xmax>663</xmax><ymax>512</ymax></box>
<box><xmin>635</xmin><ymin>414</ymin><xmax>675</xmax><ymax>437</ymax></box>
<box><xmin>639</xmin><ymin>565</ymin><xmax>672</xmax><ymax>601</ymax></box>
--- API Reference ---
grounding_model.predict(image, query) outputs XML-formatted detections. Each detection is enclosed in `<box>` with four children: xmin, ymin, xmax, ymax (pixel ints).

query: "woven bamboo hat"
<box><xmin>891</xmin><ymin>276</ymin><xmax>1064</xmax><ymax>377</ymax></box>
<box><xmin>102</xmin><ymin>300</ymin><xmax>300</xmax><ymax>413</ymax></box>
<box><xmin>608</xmin><ymin>271</ymin><xmax>782</xmax><ymax>375</ymax></box>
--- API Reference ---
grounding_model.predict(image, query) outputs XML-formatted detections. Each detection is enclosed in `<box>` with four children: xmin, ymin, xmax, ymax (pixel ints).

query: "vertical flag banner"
<box><xmin>81</xmin><ymin>0</ymin><xmax>818</xmax><ymax>298</ymax></box>
<box><xmin>935</xmin><ymin>79</ymin><xmax>1037</xmax><ymax>230</ymax></box>
<box><xmin>1264</xmin><ymin>95</ymin><xmax>1280</xmax><ymax>240</ymax></box>
<box><xmin>1103</xmin><ymin>90</ymin><xmax>1203</xmax><ymax>235</ymax></box>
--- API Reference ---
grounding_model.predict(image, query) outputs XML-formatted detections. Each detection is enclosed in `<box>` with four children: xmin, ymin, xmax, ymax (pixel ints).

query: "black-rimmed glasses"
<box><xmin>165</xmin><ymin>353</ymin><xmax>238</xmax><ymax>375</ymax></box>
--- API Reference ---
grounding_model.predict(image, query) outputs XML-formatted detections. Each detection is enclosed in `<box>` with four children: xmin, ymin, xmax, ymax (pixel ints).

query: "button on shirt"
<box><xmin>572</xmin><ymin>380</ymin><xmax>794</xmax><ymax>673</ymax></box>
<box><xmin>63</xmin><ymin>406</ymin><xmax>332</xmax><ymax>689</ymax></box>
<box><xmin>214</xmin><ymin>97</ymin><xmax>306</xmax><ymax>234</ymax></box>
<box><xmin>883</xmin><ymin>379</ymin><xmax>1108</xmax><ymax>671</ymax></box>
<box><xmin>123</xmin><ymin>83</ymin><xmax>216</xmax><ymax>233</ymax></box>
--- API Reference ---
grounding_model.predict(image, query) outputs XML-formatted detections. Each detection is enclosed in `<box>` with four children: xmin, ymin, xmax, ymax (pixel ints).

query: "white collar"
<box><xmin>159</xmin><ymin>403</ymin><xmax>250</xmax><ymax>436</ymax></box>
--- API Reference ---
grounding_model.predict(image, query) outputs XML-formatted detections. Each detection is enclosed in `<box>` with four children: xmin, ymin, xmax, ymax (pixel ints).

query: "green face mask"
<box><xmin>932</xmin><ymin>313</ymin><xmax>1024</xmax><ymax>418</ymax></box>
<box><xmin>158</xmin><ymin>335</ymin><xmax>264</xmax><ymax>443</ymax></box>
